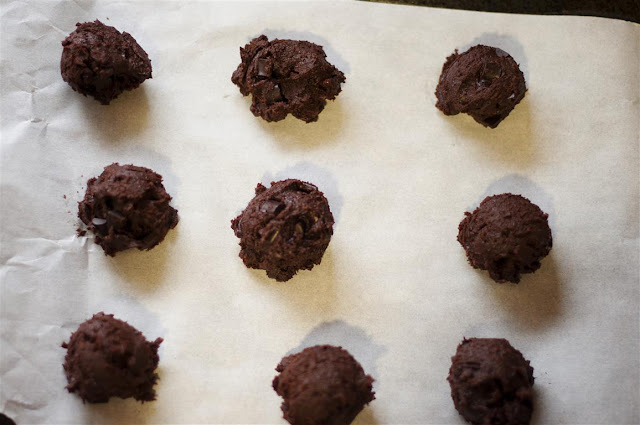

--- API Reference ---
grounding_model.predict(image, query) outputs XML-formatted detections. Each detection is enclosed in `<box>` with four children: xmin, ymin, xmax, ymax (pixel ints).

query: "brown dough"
<box><xmin>231</xmin><ymin>179</ymin><xmax>334</xmax><ymax>282</ymax></box>
<box><xmin>231</xmin><ymin>35</ymin><xmax>345</xmax><ymax>122</ymax></box>
<box><xmin>273</xmin><ymin>345</ymin><xmax>375</xmax><ymax>425</ymax></box>
<box><xmin>458</xmin><ymin>193</ymin><xmax>552</xmax><ymax>283</ymax></box>
<box><xmin>448</xmin><ymin>338</ymin><xmax>534</xmax><ymax>425</ymax></box>
<box><xmin>435</xmin><ymin>45</ymin><xmax>526</xmax><ymax>128</ymax></box>
<box><xmin>61</xmin><ymin>20</ymin><xmax>152</xmax><ymax>104</ymax></box>
<box><xmin>62</xmin><ymin>313</ymin><xmax>162</xmax><ymax>403</ymax></box>
<box><xmin>78</xmin><ymin>163</ymin><xmax>179</xmax><ymax>256</ymax></box>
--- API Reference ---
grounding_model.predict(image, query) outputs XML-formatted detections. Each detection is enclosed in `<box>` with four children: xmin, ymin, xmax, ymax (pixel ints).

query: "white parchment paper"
<box><xmin>1</xmin><ymin>1</ymin><xmax>639</xmax><ymax>424</ymax></box>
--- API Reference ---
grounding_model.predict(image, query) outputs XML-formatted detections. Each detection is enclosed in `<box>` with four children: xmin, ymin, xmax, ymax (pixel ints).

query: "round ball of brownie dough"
<box><xmin>435</xmin><ymin>45</ymin><xmax>526</xmax><ymax>128</ymax></box>
<box><xmin>78</xmin><ymin>163</ymin><xmax>179</xmax><ymax>256</ymax></box>
<box><xmin>61</xmin><ymin>20</ymin><xmax>152</xmax><ymax>104</ymax></box>
<box><xmin>273</xmin><ymin>345</ymin><xmax>375</xmax><ymax>425</ymax></box>
<box><xmin>231</xmin><ymin>35</ymin><xmax>345</xmax><ymax>123</ymax></box>
<box><xmin>458</xmin><ymin>193</ymin><xmax>552</xmax><ymax>283</ymax></box>
<box><xmin>231</xmin><ymin>179</ymin><xmax>334</xmax><ymax>281</ymax></box>
<box><xmin>62</xmin><ymin>312</ymin><xmax>163</xmax><ymax>403</ymax></box>
<box><xmin>448</xmin><ymin>338</ymin><xmax>534</xmax><ymax>425</ymax></box>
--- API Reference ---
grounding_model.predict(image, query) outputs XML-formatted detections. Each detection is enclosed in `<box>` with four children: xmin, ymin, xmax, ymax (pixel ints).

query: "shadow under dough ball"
<box><xmin>448</xmin><ymin>338</ymin><xmax>534</xmax><ymax>425</ymax></box>
<box><xmin>62</xmin><ymin>312</ymin><xmax>163</xmax><ymax>403</ymax></box>
<box><xmin>435</xmin><ymin>45</ymin><xmax>526</xmax><ymax>128</ymax></box>
<box><xmin>231</xmin><ymin>35</ymin><xmax>345</xmax><ymax>123</ymax></box>
<box><xmin>273</xmin><ymin>345</ymin><xmax>375</xmax><ymax>425</ymax></box>
<box><xmin>61</xmin><ymin>20</ymin><xmax>152</xmax><ymax>104</ymax></box>
<box><xmin>458</xmin><ymin>193</ymin><xmax>552</xmax><ymax>283</ymax></box>
<box><xmin>231</xmin><ymin>179</ymin><xmax>334</xmax><ymax>281</ymax></box>
<box><xmin>78</xmin><ymin>163</ymin><xmax>179</xmax><ymax>256</ymax></box>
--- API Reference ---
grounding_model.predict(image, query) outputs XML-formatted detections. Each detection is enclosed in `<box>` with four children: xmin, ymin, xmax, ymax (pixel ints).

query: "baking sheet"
<box><xmin>1</xmin><ymin>1</ymin><xmax>639</xmax><ymax>424</ymax></box>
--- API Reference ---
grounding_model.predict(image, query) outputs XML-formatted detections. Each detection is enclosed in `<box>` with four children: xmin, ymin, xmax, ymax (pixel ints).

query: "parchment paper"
<box><xmin>1</xmin><ymin>1</ymin><xmax>638</xmax><ymax>424</ymax></box>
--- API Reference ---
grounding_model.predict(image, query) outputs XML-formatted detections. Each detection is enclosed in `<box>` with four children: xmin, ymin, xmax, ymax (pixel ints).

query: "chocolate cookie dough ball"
<box><xmin>435</xmin><ymin>45</ymin><xmax>526</xmax><ymax>128</ymax></box>
<box><xmin>62</xmin><ymin>313</ymin><xmax>163</xmax><ymax>403</ymax></box>
<box><xmin>273</xmin><ymin>345</ymin><xmax>375</xmax><ymax>425</ymax></box>
<box><xmin>448</xmin><ymin>338</ymin><xmax>534</xmax><ymax>425</ymax></box>
<box><xmin>231</xmin><ymin>179</ymin><xmax>334</xmax><ymax>281</ymax></box>
<box><xmin>231</xmin><ymin>35</ymin><xmax>345</xmax><ymax>123</ymax></box>
<box><xmin>61</xmin><ymin>20</ymin><xmax>152</xmax><ymax>104</ymax></box>
<box><xmin>78</xmin><ymin>163</ymin><xmax>179</xmax><ymax>256</ymax></box>
<box><xmin>458</xmin><ymin>193</ymin><xmax>552</xmax><ymax>283</ymax></box>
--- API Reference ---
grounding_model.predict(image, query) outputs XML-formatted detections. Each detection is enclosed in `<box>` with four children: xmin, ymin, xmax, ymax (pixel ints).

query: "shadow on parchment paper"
<box><xmin>81</xmin><ymin>85</ymin><xmax>150</xmax><ymax>141</ymax></box>
<box><xmin>106</xmin><ymin>229</ymin><xmax>178</xmax><ymax>292</ymax></box>
<box><xmin>257</xmin><ymin>98</ymin><xmax>345</xmax><ymax>150</ymax></box>
<box><xmin>353</xmin><ymin>406</ymin><xmax>380</xmax><ymax>425</ymax></box>
<box><xmin>262</xmin><ymin>162</ymin><xmax>343</xmax><ymax>224</ymax></box>
<box><xmin>288</xmin><ymin>320</ymin><xmax>387</xmax><ymax>383</ymax></box>
<box><xmin>444</xmin><ymin>97</ymin><xmax>534</xmax><ymax>166</ymax></box>
<box><xmin>249</xmin><ymin>248</ymin><xmax>338</xmax><ymax>316</ymax></box>
<box><xmin>484</xmin><ymin>254</ymin><xmax>563</xmax><ymax>331</ymax></box>
<box><xmin>82</xmin><ymin>394</ymin><xmax>158</xmax><ymax>424</ymax></box>
<box><xmin>530</xmin><ymin>387</ymin><xmax>543</xmax><ymax>425</ymax></box>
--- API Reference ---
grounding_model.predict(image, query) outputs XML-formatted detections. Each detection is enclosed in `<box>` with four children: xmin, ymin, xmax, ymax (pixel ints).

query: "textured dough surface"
<box><xmin>231</xmin><ymin>35</ymin><xmax>345</xmax><ymax>122</ymax></box>
<box><xmin>78</xmin><ymin>163</ymin><xmax>179</xmax><ymax>256</ymax></box>
<box><xmin>458</xmin><ymin>193</ymin><xmax>552</xmax><ymax>283</ymax></box>
<box><xmin>435</xmin><ymin>45</ymin><xmax>526</xmax><ymax>128</ymax></box>
<box><xmin>61</xmin><ymin>20</ymin><xmax>152</xmax><ymax>104</ymax></box>
<box><xmin>62</xmin><ymin>313</ymin><xmax>163</xmax><ymax>403</ymax></box>
<box><xmin>273</xmin><ymin>345</ymin><xmax>375</xmax><ymax>425</ymax></box>
<box><xmin>448</xmin><ymin>338</ymin><xmax>534</xmax><ymax>425</ymax></box>
<box><xmin>231</xmin><ymin>179</ymin><xmax>334</xmax><ymax>281</ymax></box>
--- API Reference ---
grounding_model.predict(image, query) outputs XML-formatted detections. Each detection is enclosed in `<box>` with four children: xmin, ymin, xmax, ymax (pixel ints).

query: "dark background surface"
<box><xmin>365</xmin><ymin>0</ymin><xmax>640</xmax><ymax>23</ymax></box>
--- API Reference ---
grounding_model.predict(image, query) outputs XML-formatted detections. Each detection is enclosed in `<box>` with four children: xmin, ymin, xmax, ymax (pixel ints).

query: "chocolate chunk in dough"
<box><xmin>273</xmin><ymin>345</ymin><xmax>375</xmax><ymax>425</ymax></box>
<box><xmin>435</xmin><ymin>45</ymin><xmax>526</xmax><ymax>128</ymax></box>
<box><xmin>458</xmin><ymin>193</ymin><xmax>552</xmax><ymax>283</ymax></box>
<box><xmin>78</xmin><ymin>163</ymin><xmax>179</xmax><ymax>256</ymax></box>
<box><xmin>61</xmin><ymin>20</ymin><xmax>152</xmax><ymax>104</ymax></box>
<box><xmin>62</xmin><ymin>312</ymin><xmax>163</xmax><ymax>403</ymax></box>
<box><xmin>231</xmin><ymin>179</ymin><xmax>334</xmax><ymax>281</ymax></box>
<box><xmin>448</xmin><ymin>338</ymin><xmax>534</xmax><ymax>425</ymax></box>
<box><xmin>0</xmin><ymin>413</ymin><xmax>16</xmax><ymax>425</ymax></box>
<box><xmin>231</xmin><ymin>35</ymin><xmax>345</xmax><ymax>123</ymax></box>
